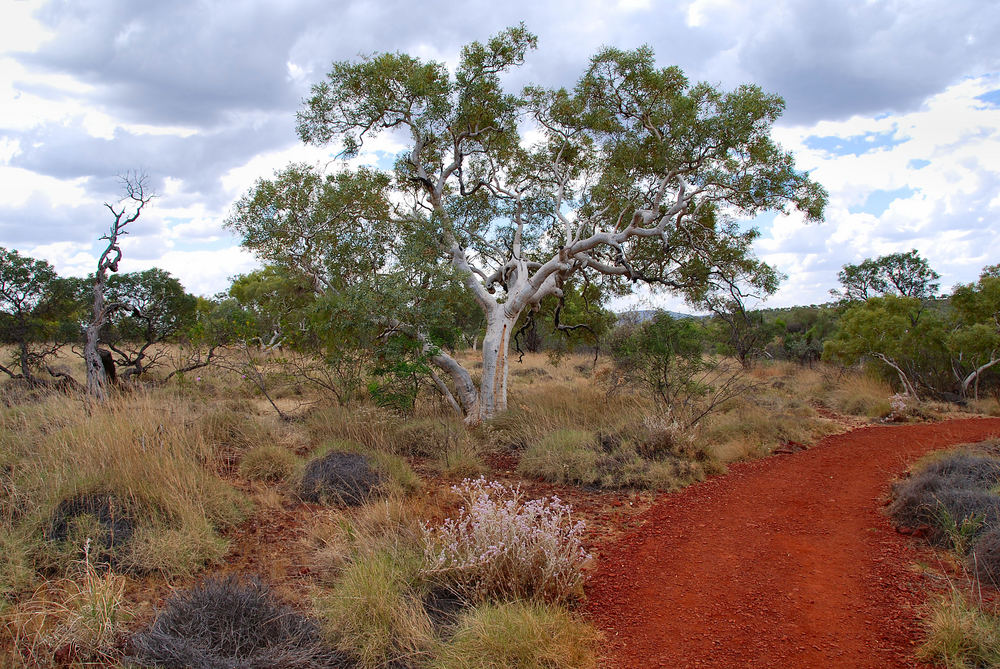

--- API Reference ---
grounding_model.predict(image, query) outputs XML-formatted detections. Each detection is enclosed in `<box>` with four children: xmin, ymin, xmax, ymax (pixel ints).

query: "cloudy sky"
<box><xmin>1</xmin><ymin>0</ymin><xmax>998</xmax><ymax>312</ymax></box>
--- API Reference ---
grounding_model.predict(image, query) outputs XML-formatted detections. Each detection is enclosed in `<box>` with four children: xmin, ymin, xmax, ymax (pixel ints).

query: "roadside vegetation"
<box><xmin>888</xmin><ymin>442</ymin><xmax>1000</xmax><ymax>667</ymax></box>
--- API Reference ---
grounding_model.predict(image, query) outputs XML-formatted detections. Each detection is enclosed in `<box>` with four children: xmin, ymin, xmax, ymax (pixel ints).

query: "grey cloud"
<box><xmin>19</xmin><ymin>0</ymin><xmax>1000</xmax><ymax>135</ymax></box>
<box><xmin>23</xmin><ymin>0</ymin><xmax>327</xmax><ymax>126</ymax></box>
<box><xmin>8</xmin><ymin>114</ymin><xmax>293</xmax><ymax>207</ymax></box>
<box><xmin>736</xmin><ymin>0</ymin><xmax>1000</xmax><ymax>123</ymax></box>
<box><xmin>22</xmin><ymin>0</ymin><xmax>724</xmax><ymax>132</ymax></box>
<box><xmin>0</xmin><ymin>193</ymin><xmax>107</xmax><ymax>247</ymax></box>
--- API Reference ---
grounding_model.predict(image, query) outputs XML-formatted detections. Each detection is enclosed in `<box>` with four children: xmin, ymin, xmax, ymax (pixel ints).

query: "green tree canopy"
<box><xmin>833</xmin><ymin>249</ymin><xmax>940</xmax><ymax>302</ymax></box>
<box><xmin>0</xmin><ymin>247</ymin><xmax>80</xmax><ymax>382</ymax></box>
<box><xmin>229</xmin><ymin>26</ymin><xmax>826</xmax><ymax>423</ymax></box>
<box><xmin>823</xmin><ymin>295</ymin><xmax>949</xmax><ymax>396</ymax></box>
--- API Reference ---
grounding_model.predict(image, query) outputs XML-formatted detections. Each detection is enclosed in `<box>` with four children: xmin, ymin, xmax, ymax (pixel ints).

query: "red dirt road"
<box><xmin>586</xmin><ymin>418</ymin><xmax>1000</xmax><ymax>668</ymax></box>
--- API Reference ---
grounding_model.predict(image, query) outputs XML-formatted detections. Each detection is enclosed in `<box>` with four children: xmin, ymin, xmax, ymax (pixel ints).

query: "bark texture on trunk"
<box><xmin>472</xmin><ymin>311</ymin><xmax>518</xmax><ymax>424</ymax></box>
<box><xmin>85</xmin><ymin>281</ymin><xmax>109</xmax><ymax>401</ymax></box>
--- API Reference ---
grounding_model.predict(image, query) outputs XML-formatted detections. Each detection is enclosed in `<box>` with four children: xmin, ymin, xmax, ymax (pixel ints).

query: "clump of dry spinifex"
<box><xmin>1</xmin><ymin>391</ymin><xmax>247</xmax><ymax>604</ymax></box>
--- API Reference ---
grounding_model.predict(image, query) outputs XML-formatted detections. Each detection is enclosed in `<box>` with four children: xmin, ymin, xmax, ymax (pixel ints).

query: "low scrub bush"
<box><xmin>130</xmin><ymin>573</ymin><xmax>343</xmax><ymax>669</ymax></box>
<box><xmin>328</xmin><ymin>440</ymin><xmax>422</xmax><ymax>496</ymax></box>
<box><xmin>431</xmin><ymin>600</ymin><xmax>599</xmax><ymax>669</ymax></box>
<box><xmin>239</xmin><ymin>445</ymin><xmax>301</xmax><ymax>483</ymax></box>
<box><xmin>422</xmin><ymin>477</ymin><xmax>590</xmax><ymax>604</ymax></box>
<box><xmin>45</xmin><ymin>493</ymin><xmax>136</xmax><ymax>568</ymax></box>
<box><xmin>971</xmin><ymin>526</ymin><xmax>1000</xmax><ymax>587</ymax></box>
<box><xmin>299</xmin><ymin>450</ymin><xmax>383</xmax><ymax>506</ymax></box>
<box><xmin>302</xmin><ymin>439</ymin><xmax>421</xmax><ymax>501</ymax></box>
<box><xmin>889</xmin><ymin>452</ymin><xmax>1000</xmax><ymax>546</ymax></box>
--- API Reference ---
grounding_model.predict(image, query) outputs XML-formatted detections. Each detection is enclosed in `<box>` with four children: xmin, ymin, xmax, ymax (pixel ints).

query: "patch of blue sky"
<box><xmin>976</xmin><ymin>89</ymin><xmax>1000</xmax><ymax>108</ymax></box>
<box><xmin>738</xmin><ymin>211</ymin><xmax>776</xmax><ymax>236</ymax></box>
<box><xmin>374</xmin><ymin>150</ymin><xmax>401</xmax><ymax>170</ymax></box>
<box><xmin>803</xmin><ymin>129</ymin><xmax>903</xmax><ymax>157</ymax></box>
<box><xmin>847</xmin><ymin>186</ymin><xmax>915</xmax><ymax>216</ymax></box>
<box><xmin>908</xmin><ymin>158</ymin><xmax>931</xmax><ymax>169</ymax></box>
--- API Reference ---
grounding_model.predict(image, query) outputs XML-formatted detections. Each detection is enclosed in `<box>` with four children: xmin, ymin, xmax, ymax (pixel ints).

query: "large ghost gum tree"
<box><xmin>229</xmin><ymin>25</ymin><xmax>826</xmax><ymax>425</ymax></box>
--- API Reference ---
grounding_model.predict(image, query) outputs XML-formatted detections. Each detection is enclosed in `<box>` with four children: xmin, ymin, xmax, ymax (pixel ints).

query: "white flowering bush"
<box><xmin>889</xmin><ymin>393</ymin><xmax>908</xmax><ymax>420</ymax></box>
<box><xmin>421</xmin><ymin>477</ymin><xmax>591</xmax><ymax>605</ymax></box>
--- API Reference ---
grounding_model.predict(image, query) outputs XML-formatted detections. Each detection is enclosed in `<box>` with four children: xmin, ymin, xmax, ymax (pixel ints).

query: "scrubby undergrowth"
<box><xmin>3</xmin><ymin>351</ymin><xmax>990</xmax><ymax>666</ymax></box>
<box><xmin>889</xmin><ymin>441</ymin><xmax>1000</xmax><ymax>667</ymax></box>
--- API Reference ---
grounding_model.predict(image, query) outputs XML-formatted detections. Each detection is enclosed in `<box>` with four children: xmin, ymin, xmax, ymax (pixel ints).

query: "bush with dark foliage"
<box><xmin>46</xmin><ymin>492</ymin><xmax>135</xmax><ymax>566</ymax></box>
<box><xmin>888</xmin><ymin>452</ymin><xmax>1000</xmax><ymax>546</ymax></box>
<box><xmin>130</xmin><ymin>573</ymin><xmax>346</xmax><ymax>668</ymax></box>
<box><xmin>971</xmin><ymin>526</ymin><xmax>1000</xmax><ymax>587</ymax></box>
<box><xmin>300</xmin><ymin>451</ymin><xmax>382</xmax><ymax>506</ymax></box>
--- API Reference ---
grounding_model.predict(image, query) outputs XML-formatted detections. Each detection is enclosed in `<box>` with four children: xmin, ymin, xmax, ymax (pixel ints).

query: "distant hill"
<box><xmin>616</xmin><ymin>309</ymin><xmax>699</xmax><ymax>325</ymax></box>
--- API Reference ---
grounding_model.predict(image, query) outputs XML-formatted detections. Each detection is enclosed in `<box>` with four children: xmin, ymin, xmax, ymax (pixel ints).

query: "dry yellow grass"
<box><xmin>431</xmin><ymin>600</ymin><xmax>599</xmax><ymax>669</ymax></box>
<box><xmin>5</xmin><ymin>343</ymin><xmax>993</xmax><ymax>667</ymax></box>
<box><xmin>0</xmin><ymin>390</ymin><xmax>247</xmax><ymax>588</ymax></box>
<box><xmin>2</xmin><ymin>544</ymin><xmax>131</xmax><ymax>668</ymax></box>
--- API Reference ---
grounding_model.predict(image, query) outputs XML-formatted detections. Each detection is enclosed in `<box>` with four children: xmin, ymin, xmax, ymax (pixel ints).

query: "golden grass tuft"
<box><xmin>702</xmin><ymin>394</ymin><xmax>840</xmax><ymax>462</ymax></box>
<box><xmin>518</xmin><ymin>426</ymin><xmax>714</xmax><ymax>490</ymax></box>
<box><xmin>918</xmin><ymin>586</ymin><xmax>1000</xmax><ymax>668</ymax></box>
<box><xmin>313</xmin><ymin>527</ymin><xmax>432</xmax><ymax>668</ymax></box>
<box><xmin>392</xmin><ymin>417</ymin><xmax>469</xmax><ymax>457</ymax></box>
<box><xmin>518</xmin><ymin>429</ymin><xmax>603</xmax><ymax>486</ymax></box>
<box><xmin>238</xmin><ymin>445</ymin><xmax>302</xmax><ymax>483</ymax></box>
<box><xmin>827</xmin><ymin>372</ymin><xmax>894</xmax><ymax>418</ymax></box>
<box><xmin>431</xmin><ymin>600</ymin><xmax>599</xmax><ymax>669</ymax></box>
<box><xmin>3</xmin><ymin>543</ymin><xmax>132</xmax><ymax>668</ymax></box>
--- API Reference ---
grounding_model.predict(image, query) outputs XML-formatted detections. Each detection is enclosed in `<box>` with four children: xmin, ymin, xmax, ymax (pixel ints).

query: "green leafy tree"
<box><xmin>608</xmin><ymin>313</ymin><xmax>750</xmax><ymax>427</ymax></box>
<box><xmin>701</xmin><ymin>259</ymin><xmax>784</xmax><ymax>369</ymax></box>
<box><xmin>948</xmin><ymin>269</ymin><xmax>1000</xmax><ymax>398</ymax></box>
<box><xmin>229</xmin><ymin>26</ymin><xmax>825</xmax><ymax>424</ymax></box>
<box><xmin>762</xmin><ymin>304</ymin><xmax>840</xmax><ymax>366</ymax></box>
<box><xmin>0</xmin><ymin>248</ymin><xmax>81</xmax><ymax>384</ymax></box>
<box><xmin>833</xmin><ymin>249</ymin><xmax>940</xmax><ymax>302</ymax></box>
<box><xmin>512</xmin><ymin>277</ymin><xmax>615</xmax><ymax>357</ymax></box>
<box><xmin>227</xmin><ymin>266</ymin><xmax>316</xmax><ymax>350</ymax></box>
<box><xmin>76</xmin><ymin>268</ymin><xmax>198</xmax><ymax>378</ymax></box>
<box><xmin>823</xmin><ymin>295</ymin><xmax>949</xmax><ymax>397</ymax></box>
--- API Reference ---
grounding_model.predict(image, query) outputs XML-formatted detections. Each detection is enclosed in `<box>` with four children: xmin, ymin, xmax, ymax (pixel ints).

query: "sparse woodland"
<box><xmin>2</xmin><ymin>27</ymin><xmax>1000</xmax><ymax>669</ymax></box>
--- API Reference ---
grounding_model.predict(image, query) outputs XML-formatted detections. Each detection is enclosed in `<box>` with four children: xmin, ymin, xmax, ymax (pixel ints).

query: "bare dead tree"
<box><xmin>84</xmin><ymin>173</ymin><xmax>154</xmax><ymax>401</ymax></box>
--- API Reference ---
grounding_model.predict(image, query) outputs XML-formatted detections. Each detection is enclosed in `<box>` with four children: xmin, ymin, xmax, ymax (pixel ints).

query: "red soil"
<box><xmin>586</xmin><ymin>418</ymin><xmax>1000</xmax><ymax>668</ymax></box>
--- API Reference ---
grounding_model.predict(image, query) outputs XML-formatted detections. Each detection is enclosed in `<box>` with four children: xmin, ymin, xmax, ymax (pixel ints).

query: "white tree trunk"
<box><xmin>961</xmin><ymin>356</ymin><xmax>1000</xmax><ymax>400</ymax></box>
<box><xmin>474</xmin><ymin>310</ymin><xmax>518</xmax><ymax>423</ymax></box>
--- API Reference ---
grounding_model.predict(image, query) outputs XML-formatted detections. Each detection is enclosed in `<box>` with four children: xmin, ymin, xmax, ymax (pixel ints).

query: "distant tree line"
<box><xmin>3</xmin><ymin>240</ymin><xmax>997</xmax><ymax>406</ymax></box>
